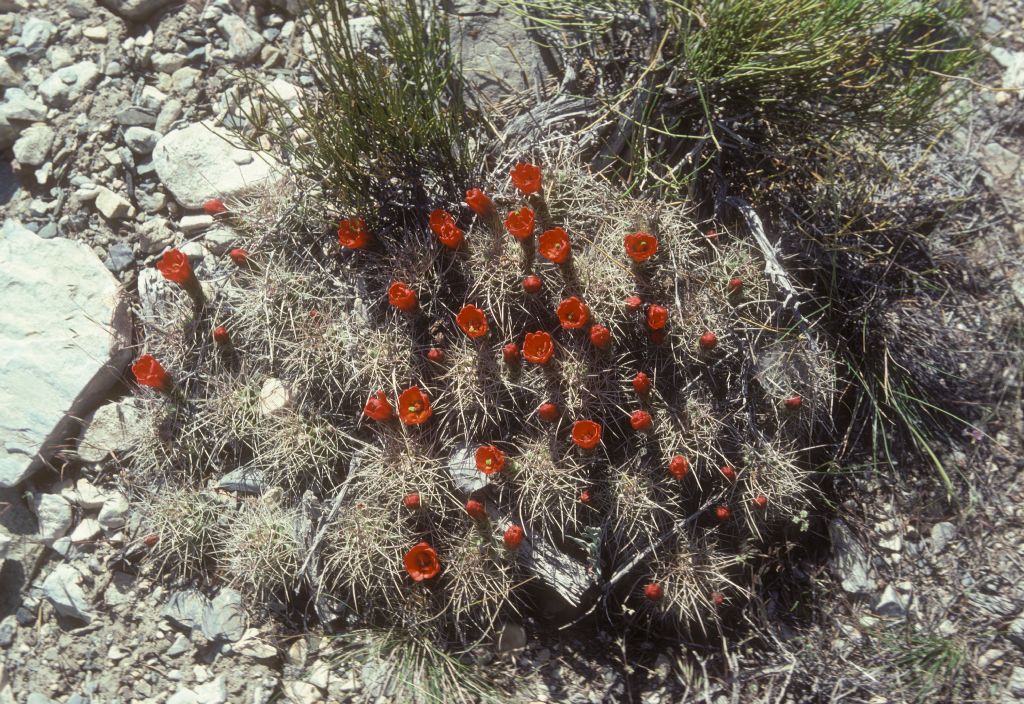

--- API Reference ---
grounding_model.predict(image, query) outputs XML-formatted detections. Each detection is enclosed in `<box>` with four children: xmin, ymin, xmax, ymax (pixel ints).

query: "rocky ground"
<box><xmin>0</xmin><ymin>0</ymin><xmax>1023</xmax><ymax>702</ymax></box>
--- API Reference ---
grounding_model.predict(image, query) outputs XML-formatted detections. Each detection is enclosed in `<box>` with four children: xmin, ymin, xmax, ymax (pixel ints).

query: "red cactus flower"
<box><xmin>589</xmin><ymin>324</ymin><xmax>611</xmax><ymax>349</ymax></box>
<box><xmin>720</xmin><ymin>465</ymin><xmax>736</xmax><ymax>481</ymax></box>
<box><xmin>714</xmin><ymin>505</ymin><xmax>731</xmax><ymax>521</ymax></box>
<box><xmin>630</xmin><ymin>410</ymin><xmax>652</xmax><ymax>431</ymax></box>
<box><xmin>228</xmin><ymin>248</ymin><xmax>249</xmax><ymax>266</ymax></box>
<box><xmin>728</xmin><ymin>277</ymin><xmax>743</xmax><ymax>293</ymax></box>
<box><xmin>403</xmin><ymin>493</ymin><xmax>421</xmax><ymax>510</ymax></box>
<box><xmin>706</xmin><ymin>228</ymin><xmax>718</xmax><ymax>242</ymax></box>
<box><xmin>475</xmin><ymin>445</ymin><xmax>506</xmax><ymax>475</ymax></box>
<box><xmin>465</xmin><ymin>499</ymin><xmax>487</xmax><ymax>521</ymax></box>
<box><xmin>388</xmin><ymin>281</ymin><xmax>417</xmax><ymax>312</ymax></box>
<box><xmin>504</xmin><ymin>207</ymin><xmax>535</xmax><ymax>240</ymax></box>
<box><xmin>538</xmin><ymin>227</ymin><xmax>571</xmax><ymax>264</ymax></box>
<box><xmin>625</xmin><ymin>295</ymin><xmax>643</xmax><ymax>312</ymax></box>
<box><xmin>510</xmin><ymin>162</ymin><xmax>542</xmax><ymax>194</ymax></box>
<box><xmin>523</xmin><ymin>331</ymin><xmax>555</xmax><ymax>364</ymax></box>
<box><xmin>579</xmin><ymin>489</ymin><xmax>592</xmax><ymax>504</ymax></box>
<box><xmin>437</xmin><ymin>221</ymin><xmax>464</xmax><ymax>249</ymax></box>
<box><xmin>132</xmin><ymin>354</ymin><xmax>169</xmax><ymax>391</ymax></box>
<box><xmin>699</xmin><ymin>331</ymin><xmax>718</xmax><ymax>350</ymax></box>
<box><xmin>711</xmin><ymin>591</ymin><xmax>725</xmax><ymax>606</ymax></box>
<box><xmin>646</xmin><ymin>304</ymin><xmax>669</xmax><ymax>331</ymax></box>
<box><xmin>537</xmin><ymin>402</ymin><xmax>560</xmax><ymax>422</ymax></box>
<box><xmin>503</xmin><ymin>524</ymin><xmax>524</xmax><ymax>550</ymax></box>
<box><xmin>427</xmin><ymin>348</ymin><xmax>445</xmax><ymax>363</ymax></box>
<box><xmin>156</xmin><ymin>248</ymin><xmax>194</xmax><ymax>285</ymax></box>
<box><xmin>571</xmin><ymin>420</ymin><xmax>602</xmax><ymax>449</ymax></box>
<box><xmin>403</xmin><ymin>542</ymin><xmax>441</xmax><ymax>581</ymax></box>
<box><xmin>644</xmin><ymin>582</ymin><xmax>664</xmax><ymax>601</ymax></box>
<box><xmin>557</xmin><ymin>296</ymin><xmax>590</xmax><ymax>329</ymax></box>
<box><xmin>363</xmin><ymin>390</ymin><xmax>393</xmax><ymax>422</ymax></box>
<box><xmin>624</xmin><ymin>231</ymin><xmax>658</xmax><ymax>262</ymax></box>
<box><xmin>142</xmin><ymin>533</ymin><xmax>158</xmax><ymax>547</ymax></box>
<box><xmin>668</xmin><ymin>455</ymin><xmax>689</xmax><ymax>479</ymax></box>
<box><xmin>753</xmin><ymin>494</ymin><xmax>767</xmax><ymax>508</ymax></box>
<box><xmin>212</xmin><ymin>326</ymin><xmax>229</xmax><ymax>345</ymax></box>
<box><xmin>398</xmin><ymin>386</ymin><xmax>432</xmax><ymax>425</ymax></box>
<box><xmin>632</xmin><ymin>372</ymin><xmax>651</xmax><ymax>395</ymax></box>
<box><xmin>429</xmin><ymin>209</ymin><xmax>456</xmax><ymax>235</ymax></box>
<box><xmin>456</xmin><ymin>304</ymin><xmax>488</xmax><ymax>338</ymax></box>
<box><xmin>337</xmin><ymin>217</ymin><xmax>369</xmax><ymax>249</ymax></box>
<box><xmin>465</xmin><ymin>188</ymin><xmax>494</xmax><ymax>216</ymax></box>
<box><xmin>502</xmin><ymin>343</ymin><xmax>520</xmax><ymax>364</ymax></box>
<box><xmin>522</xmin><ymin>275</ymin><xmax>542</xmax><ymax>294</ymax></box>
<box><xmin>202</xmin><ymin>198</ymin><xmax>227</xmax><ymax>215</ymax></box>
<box><xmin>784</xmin><ymin>395</ymin><xmax>802</xmax><ymax>409</ymax></box>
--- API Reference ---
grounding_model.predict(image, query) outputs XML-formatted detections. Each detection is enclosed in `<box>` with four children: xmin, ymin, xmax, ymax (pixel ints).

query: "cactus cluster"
<box><xmin>126</xmin><ymin>157</ymin><xmax>834</xmax><ymax>643</ymax></box>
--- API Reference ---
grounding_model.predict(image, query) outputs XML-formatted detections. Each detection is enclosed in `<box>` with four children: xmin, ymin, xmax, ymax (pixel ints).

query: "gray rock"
<box><xmin>97</xmin><ymin>493</ymin><xmax>129</xmax><ymax>530</ymax></box>
<box><xmin>46</xmin><ymin>45</ymin><xmax>74</xmax><ymax>70</ymax></box>
<box><xmin>124</xmin><ymin>126</ymin><xmax>161</xmax><ymax>153</ymax></box>
<box><xmin>12</xmin><ymin>125</ymin><xmax>55</xmax><ymax>167</ymax></box>
<box><xmin>0</xmin><ymin>529</ymin><xmax>9</xmax><ymax>562</ymax></box>
<box><xmin>202</xmin><ymin>228</ymin><xmax>236</xmax><ymax>254</ymax></box>
<box><xmin>95</xmin><ymin>187</ymin><xmax>135</xmax><ymax>220</ymax></box>
<box><xmin>982</xmin><ymin>142</ymin><xmax>1020</xmax><ymax>184</ymax></box>
<box><xmin>155</xmin><ymin>98</ymin><xmax>183</xmax><ymax>135</ymax></box>
<box><xmin>873</xmin><ymin>584</ymin><xmax>907</xmax><ymax>618</ymax></box>
<box><xmin>166</xmin><ymin>633</ymin><xmax>192</xmax><ymax>657</ymax></box>
<box><xmin>26</xmin><ymin>694</ymin><xmax>57</xmax><ymax>704</ymax></box>
<box><xmin>116</xmin><ymin>106</ymin><xmax>158</xmax><ymax>128</ymax></box>
<box><xmin>96</xmin><ymin>0</ymin><xmax>179</xmax><ymax>21</ymax></box>
<box><xmin>41</xmin><ymin>563</ymin><xmax>93</xmax><ymax>622</ymax></box>
<box><xmin>216</xmin><ymin>467</ymin><xmax>267</xmax><ymax>495</ymax></box>
<box><xmin>61</xmin><ymin>477</ymin><xmax>107</xmax><ymax>509</ymax></box>
<box><xmin>829</xmin><ymin>519</ymin><xmax>872</xmax><ymax>595</ymax></box>
<box><xmin>0</xmin><ymin>222</ymin><xmax>119</xmax><ymax>486</ymax></box>
<box><xmin>151</xmin><ymin>52</ymin><xmax>187</xmax><ymax>74</ymax></box>
<box><xmin>0</xmin><ymin>615</ymin><xmax>16</xmax><ymax>647</ymax></box>
<box><xmin>448</xmin><ymin>446</ymin><xmax>490</xmax><ymax>493</ymax></box>
<box><xmin>104</xmin><ymin>243</ymin><xmax>135</xmax><ymax>273</ymax></box>
<box><xmin>930</xmin><ymin>521</ymin><xmax>956</xmax><ymax>554</ymax></box>
<box><xmin>0</xmin><ymin>58</ymin><xmax>19</xmax><ymax>88</ymax></box>
<box><xmin>1008</xmin><ymin>612</ymin><xmax>1024</xmax><ymax>650</ymax></box>
<box><xmin>180</xmin><ymin>214</ymin><xmax>213</xmax><ymax>233</ymax></box>
<box><xmin>38</xmin><ymin>61</ymin><xmax>101</xmax><ymax>108</ymax></box>
<box><xmin>1009</xmin><ymin>666</ymin><xmax>1024</xmax><ymax>699</ymax></box>
<box><xmin>194</xmin><ymin>675</ymin><xmax>227</xmax><ymax>704</ymax></box>
<box><xmin>217</xmin><ymin>15</ymin><xmax>265</xmax><ymax>63</ymax></box>
<box><xmin>163</xmin><ymin>588</ymin><xmax>246</xmax><ymax>642</ymax></box>
<box><xmin>0</xmin><ymin>89</ymin><xmax>46</xmax><ymax>123</ymax></box>
<box><xmin>32</xmin><ymin>494</ymin><xmax>72</xmax><ymax>542</ymax></box>
<box><xmin>170</xmin><ymin>66</ymin><xmax>202</xmax><ymax>93</ymax></box>
<box><xmin>153</xmin><ymin>121</ymin><xmax>282</xmax><ymax>208</ymax></box>
<box><xmin>18</xmin><ymin>17</ymin><xmax>57</xmax><ymax>57</ymax></box>
<box><xmin>138</xmin><ymin>217</ymin><xmax>174</xmax><ymax>254</ymax></box>
<box><xmin>79</xmin><ymin>398</ymin><xmax>142</xmax><ymax>462</ymax></box>
<box><xmin>69</xmin><ymin>517</ymin><xmax>102</xmax><ymax>543</ymax></box>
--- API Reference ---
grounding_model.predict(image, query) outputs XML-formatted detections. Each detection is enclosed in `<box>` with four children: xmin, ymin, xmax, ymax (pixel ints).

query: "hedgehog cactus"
<box><xmin>127</xmin><ymin>157</ymin><xmax>833</xmax><ymax>642</ymax></box>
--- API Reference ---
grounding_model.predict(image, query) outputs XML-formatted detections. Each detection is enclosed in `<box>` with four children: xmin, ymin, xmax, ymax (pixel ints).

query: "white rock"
<box><xmin>38</xmin><ymin>61</ymin><xmax>101</xmax><ymax>108</ymax></box>
<box><xmin>267</xmin><ymin>78</ymin><xmax>300</xmax><ymax>104</ymax></box>
<box><xmin>83</xmin><ymin>26</ymin><xmax>109</xmax><ymax>41</ymax></box>
<box><xmin>33</xmin><ymin>494</ymin><xmax>72</xmax><ymax>541</ymax></box>
<box><xmin>41</xmin><ymin>563</ymin><xmax>93</xmax><ymax>622</ymax></box>
<box><xmin>0</xmin><ymin>222</ymin><xmax>119</xmax><ymax>487</ymax></box>
<box><xmin>18</xmin><ymin>17</ymin><xmax>56</xmax><ymax>57</ymax></box>
<box><xmin>97</xmin><ymin>493</ymin><xmax>129</xmax><ymax>530</ymax></box>
<box><xmin>0</xmin><ymin>58</ymin><xmax>20</xmax><ymax>88</ymax></box>
<box><xmin>217</xmin><ymin>15</ymin><xmax>264</xmax><ymax>63</ymax></box>
<box><xmin>873</xmin><ymin>583</ymin><xmax>907</xmax><ymax>618</ymax></box>
<box><xmin>62</xmin><ymin>477</ymin><xmax>108</xmax><ymax>508</ymax></box>
<box><xmin>79</xmin><ymin>399</ymin><xmax>142</xmax><ymax>463</ymax></box>
<box><xmin>170</xmin><ymin>67</ymin><xmax>202</xmax><ymax>93</ymax></box>
<box><xmin>0</xmin><ymin>529</ymin><xmax>10</xmax><ymax>562</ymax></box>
<box><xmin>258</xmin><ymin>378</ymin><xmax>292</xmax><ymax>416</ymax></box>
<box><xmin>12</xmin><ymin>125</ymin><xmax>55</xmax><ymax>167</ymax></box>
<box><xmin>46</xmin><ymin>45</ymin><xmax>74</xmax><ymax>70</ymax></box>
<box><xmin>70</xmin><ymin>518</ymin><xmax>102</xmax><ymax>543</ymax></box>
<box><xmin>179</xmin><ymin>214</ymin><xmax>213</xmax><ymax>233</ymax></box>
<box><xmin>124</xmin><ymin>126</ymin><xmax>161</xmax><ymax>154</ymax></box>
<box><xmin>94</xmin><ymin>186</ymin><xmax>135</xmax><ymax>220</ymax></box>
<box><xmin>153</xmin><ymin>121</ymin><xmax>281</xmax><ymax>209</ymax></box>
<box><xmin>138</xmin><ymin>218</ymin><xmax>175</xmax><ymax>254</ymax></box>
<box><xmin>166</xmin><ymin>689</ymin><xmax>200</xmax><ymax>704</ymax></box>
<box><xmin>202</xmin><ymin>228</ymin><xmax>235</xmax><ymax>254</ymax></box>
<box><xmin>151</xmin><ymin>52</ymin><xmax>187</xmax><ymax>74</ymax></box>
<box><xmin>930</xmin><ymin>521</ymin><xmax>956</xmax><ymax>554</ymax></box>
<box><xmin>96</xmin><ymin>0</ymin><xmax>179</xmax><ymax>21</ymax></box>
<box><xmin>140</xmin><ymin>85</ymin><xmax>168</xmax><ymax>110</ymax></box>
<box><xmin>194</xmin><ymin>675</ymin><xmax>228</xmax><ymax>704</ymax></box>
<box><xmin>282</xmin><ymin>681</ymin><xmax>322</xmax><ymax>704</ymax></box>
<box><xmin>231</xmin><ymin>629</ymin><xmax>277</xmax><ymax>661</ymax></box>
<box><xmin>0</xmin><ymin>89</ymin><xmax>47</xmax><ymax>122</ymax></box>
<box><xmin>828</xmin><ymin>519</ymin><xmax>872</xmax><ymax>595</ymax></box>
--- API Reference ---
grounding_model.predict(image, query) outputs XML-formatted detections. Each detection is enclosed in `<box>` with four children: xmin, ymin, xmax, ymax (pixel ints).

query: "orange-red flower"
<box><xmin>403</xmin><ymin>493</ymin><xmax>421</xmax><ymax>510</ymax></box>
<box><xmin>523</xmin><ymin>331</ymin><xmax>555</xmax><ymax>364</ymax></box>
<box><xmin>456</xmin><ymin>304</ymin><xmax>488</xmax><ymax>338</ymax></box>
<box><xmin>699</xmin><ymin>331</ymin><xmax>718</xmax><ymax>349</ymax></box>
<box><xmin>719</xmin><ymin>465</ymin><xmax>735</xmax><ymax>480</ymax></box>
<box><xmin>398</xmin><ymin>386</ymin><xmax>432</xmax><ymax>425</ymax></box>
<box><xmin>557</xmin><ymin>296</ymin><xmax>589</xmax><ymax>329</ymax></box>
<box><xmin>363</xmin><ymin>390</ymin><xmax>393</xmax><ymax>422</ymax></box>
<box><xmin>132</xmin><ymin>354</ymin><xmax>169</xmax><ymax>390</ymax></box>
<box><xmin>784</xmin><ymin>395</ymin><xmax>802</xmax><ymax>409</ymax></box>
<box><xmin>625</xmin><ymin>295</ymin><xmax>643</xmax><ymax>312</ymax></box>
<box><xmin>429</xmin><ymin>209</ymin><xmax>456</xmax><ymax>235</ymax></box>
<box><xmin>728</xmin><ymin>277</ymin><xmax>743</xmax><ymax>293</ymax></box>
<box><xmin>504</xmin><ymin>207</ymin><xmax>535</xmax><ymax>240</ymax></box>
<box><xmin>753</xmin><ymin>494</ymin><xmax>767</xmax><ymax>508</ymax></box>
<box><xmin>644</xmin><ymin>582</ymin><xmax>664</xmax><ymax>601</ymax></box>
<box><xmin>156</xmin><ymin>248</ymin><xmax>194</xmax><ymax>285</ymax></box>
<box><xmin>632</xmin><ymin>372</ymin><xmax>651</xmax><ymax>395</ymax></box>
<box><xmin>404</xmin><ymin>542</ymin><xmax>441</xmax><ymax>581</ymax></box>
<box><xmin>571</xmin><ymin>420</ymin><xmax>602</xmax><ymax>449</ymax></box>
<box><xmin>522</xmin><ymin>275</ymin><xmax>542</xmax><ymax>294</ymax></box>
<box><xmin>503</xmin><ymin>524</ymin><xmax>524</xmax><ymax>550</ymax></box>
<box><xmin>438</xmin><ymin>221</ymin><xmax>464</xmax><ymax>249</ymax></box>
<box><xmin>228</xmin><ymin>248</ymin><xmax>249</xmax><ymax>266</ymax></box>
<box><xmin>537</xmin><ymin>402</ymin><xmax>559</xmax><ymax>422</ymax></box>
<box><xmin>646</xmin><ymin>304</ymin><xmax>668</xmax><ymax>330</ymax></box>
<box><xmin>502</xmin><ymin>343</ymin><xmax>519</xmax><ymax>364</ymax></box>
<box><xmin>337</xmin><ymin>217</ymin><xmax>369</xmax><ymax>249</ymax></box>
<box><xmin>427</xmin><ymin>348</ymin><xmax>445</xmax><ymax>363</ymax></box>
<box><xmin>668</xmin><ymin>455</ymin><xmax>689</xmax><ymax>480</ymax></box>
<box><xmin>630</xmin><ymin>410</ymin><xmax>652</xmax><ymax>431</ymax></box>
<box><xmin>212</xmin><ymin>326</ymin><xmax>229</xmax><ymax>345</ymax></box>
<box><xmin>475</xmin><ymin>445</ymin><xmax>506</xmax><ymax>475</ymax></box>
<box><xmin>465</xmin><ymin>499</ymin><xmax>487</xmax><ymax>521</ymax></box>
<box><xmin>589</xmin><ymin>324</ymin><xmax>610</xmax><ymax>349</ymax></box>
<box><xmin>388</xmin><ymin>281</ymin><xmax>417</xmax><ymax>312</ymax></box>
<box><xmin>624</xmin><ymin>231</ymin><xmax>658</xmax><ymax>262</ymax></box>
<box><xmin>579</xmin><ymin>489</ymin><xmax>592</xmax><ymax>504</ymax></box>
<box><xmin>510</xmin><ymin>162</ymin><xmax>542</xmax><ymax>194</ymax></box>
<box><xmin>714</xmin><ymin>505</ymin><xmax>731</xmax><ymax>521</ymax></box>
<box><xmin>711</xmin><ymin>591</ymin><xmax>725</xmax><ymax>606</ymax></box>
<box><xmin>538</xmin><ymin>227</ymin><xmax>571</xmax><ymax>264</ymax></box>
<box><xmin>202</xmin><ymin>198</ymin><xmax>227</xmax><ymax>215</ymax></box>
<box><xmin>465</xmin><ymin>188</ymin><xmax>494</xmax><ymax>216</ymax></box>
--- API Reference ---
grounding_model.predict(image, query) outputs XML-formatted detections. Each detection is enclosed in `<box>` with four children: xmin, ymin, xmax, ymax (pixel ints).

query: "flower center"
<box><xmin>408</xmin><ymin>403</ymin><xmax>421</xmax><ymax>413</ymax></box>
